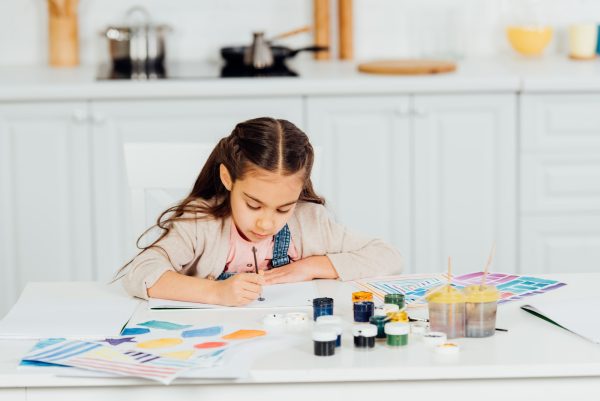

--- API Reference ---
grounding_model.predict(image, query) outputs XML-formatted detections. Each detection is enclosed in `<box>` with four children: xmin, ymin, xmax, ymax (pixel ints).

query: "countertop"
<box><xmin>1</xmin><ymin>56</ymin><xmax>600</xmax><ymax>101</ymax></box>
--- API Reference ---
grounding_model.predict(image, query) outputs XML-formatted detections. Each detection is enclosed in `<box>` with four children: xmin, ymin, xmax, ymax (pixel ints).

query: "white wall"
<box><xmin>0</xmin><ymin>0</ymin><xmax>600</xmax><ymax>66</ymax></box>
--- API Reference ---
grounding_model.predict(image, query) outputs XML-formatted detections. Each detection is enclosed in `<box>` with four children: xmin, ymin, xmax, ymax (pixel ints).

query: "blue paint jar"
<box><xmin>353</xmin><ymin>301</ymin><xmax>374</xmax><ymax>322</ymax></box>
<box><xmin>312</xmin><ymin>297</ymin><xmax>334</xmax><ymax>321</ymax></box>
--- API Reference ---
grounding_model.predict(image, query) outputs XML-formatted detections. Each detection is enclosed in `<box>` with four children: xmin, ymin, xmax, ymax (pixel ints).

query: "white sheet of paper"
<box><xmin>0</xmin><ymin>282</ymin><xmax>140</xmax><ymax>340</ymax></box>
<box><xmin>149</xmin><ymin>281</ymin><xmax>317</xmax><ymax>309</ymax></box>
<box><xmin>522</xmin><ymin>296</ymin><xmax>600</xmax><ymax>344</ymax></box>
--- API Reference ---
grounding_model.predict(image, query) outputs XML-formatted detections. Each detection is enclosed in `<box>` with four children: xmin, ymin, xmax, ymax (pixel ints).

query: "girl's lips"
<box><xmin>252</xmin><ymin>231</ymin><xmax>270</xmax><ymax>239</ymax></box>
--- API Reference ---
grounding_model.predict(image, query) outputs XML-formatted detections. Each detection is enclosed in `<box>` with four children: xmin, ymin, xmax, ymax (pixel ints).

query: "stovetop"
<box><xmin>96</xmin><ymin>61</ymin><xmax>298</xmax><ymax>80</ymax></box>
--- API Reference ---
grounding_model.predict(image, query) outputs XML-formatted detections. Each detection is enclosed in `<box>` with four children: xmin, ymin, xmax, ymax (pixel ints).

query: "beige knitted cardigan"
<box><xmin>121</xmin><ymin>201</ymin><xmax>404</xmax><ymax>300</ymax></box>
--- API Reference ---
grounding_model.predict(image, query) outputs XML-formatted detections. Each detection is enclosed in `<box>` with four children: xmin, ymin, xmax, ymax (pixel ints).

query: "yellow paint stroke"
<box><xmin>137</xmin><ymin>338</ymin><xmax>183</xmax><ymax>349</ymax></box>
<box><xmin>222</xmin><ymin>329</ymin><xmax>266</xmax><ymax>340</ymax></box>
<box><xmin>88</xmin><ymin>347</ymin><xmax>131</xmax><ymax>362</ymax></box>
<box><xmin>161</xmin><ymin>350</ymin><xmax>195</xmax><ymax>360</ymax></box>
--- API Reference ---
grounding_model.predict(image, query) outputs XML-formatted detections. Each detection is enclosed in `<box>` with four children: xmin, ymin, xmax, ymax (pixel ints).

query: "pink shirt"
<box><xmin>224</xmin><ymin>220</ymin><xmax>298</xmax><ymax>273</ymax></box>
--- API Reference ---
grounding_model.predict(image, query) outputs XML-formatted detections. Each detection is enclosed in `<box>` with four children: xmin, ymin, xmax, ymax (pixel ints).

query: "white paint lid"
<box><xmin>312</xmin><ymin>327</ymin><xmax>337</xmax><ymax>342</ymax></box>
<box><xmin>285</xmin><ymin>312</ymin><xmax>309</xmax><ymax>325</ymax></box>
<box><xmin>434</xmin><ymin>342</ymin><xmax>460</xmax><ymax>355</ymax></box>
<box><xmin>316</xmin><ymin>315</ymin><xmax>343</xmax><ymax>325</ymax></box>
<box><xmin>317</xmin><ymin>323</ymin><xmax>342</xmax><ymax>335</ymax></box>
<box><xmin>352</xmin><ymin>323</ymin><xmax>378</xmax><ymax>337</ymax></box>
<box><xmin>374</xmin><ymin>303</ymin><xmax>400</xmax><ymax>316</ymax></box>
<box><xmin>262</xmin><ymin>313</ymin><xmax>285</xmax><ymax>327</ymax></box>
<box><xmin>384</xmin><ymin>322</ymin><xmax>409</xmax><ymax>335</ymax></box>
<box><xmin>423</xmin><ymin>331</ymin><xmax>447</xmax><ymax>347</ymax></box>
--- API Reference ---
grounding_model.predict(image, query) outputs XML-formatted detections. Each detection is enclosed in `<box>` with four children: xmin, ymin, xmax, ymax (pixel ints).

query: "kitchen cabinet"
<box><xmin>520</xmin><ymin>94</ymin><xmax>600</xmax><ymax>273</ymax></box>
<box><xmin>0</xmin><ymin>102</ymin><xmax>95</xmax><ymax>317</ymax></box>
<box><xmin>306</xmin><ymin>96</ymin><xmax>413</xmax><ymax>269</ymax></box>
<box><xmin>306</xmin><ymin>94</ymin><xmax>517</xmax><ymax>274</ymax></box>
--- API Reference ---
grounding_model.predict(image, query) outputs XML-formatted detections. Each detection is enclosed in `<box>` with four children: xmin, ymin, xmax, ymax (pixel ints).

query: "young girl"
<box><xmin>117</xmin><ymin>117</ymin><xmax>403</xmax><ymax>306</ymax></box>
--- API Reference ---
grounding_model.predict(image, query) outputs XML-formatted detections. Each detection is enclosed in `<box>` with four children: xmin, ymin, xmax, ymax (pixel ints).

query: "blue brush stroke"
<box><xmin>121</xmin><ymin>327</ymin><xmax>150</xmax><ymax>336</ymax></box>
<box><xmin>181</xmin><ymin>326</ymin><xmax>222</xmax><ymax>338</ymax></box>
<box><xmin>138</xmin><ymin>320</ymin><xmax>192</xmax><ymax>330</ymax></box>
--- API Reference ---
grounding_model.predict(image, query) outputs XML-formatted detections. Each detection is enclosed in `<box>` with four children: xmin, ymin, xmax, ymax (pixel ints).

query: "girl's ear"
<box><xmin>219</xmin><ymin>164</ymin><xmax>233</xmax><ymax>191</ymax></box>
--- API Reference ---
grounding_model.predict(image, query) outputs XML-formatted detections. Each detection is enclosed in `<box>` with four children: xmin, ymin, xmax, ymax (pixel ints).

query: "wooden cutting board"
<box><xmin>358</xmin><ymin>59</ymin><xmax>456</xmax><ymax>75</ymax></box>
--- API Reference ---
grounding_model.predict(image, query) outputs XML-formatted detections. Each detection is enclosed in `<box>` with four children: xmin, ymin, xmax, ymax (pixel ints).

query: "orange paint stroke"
<box><xmin>222</xmin><ymin>330</ymin><xmax>266</xmax><ymax>340</ymax></box>
<box><xmin>194</xmin><ymin>341</ymin><xmax>228</xmax><ymax>349</ymax></box>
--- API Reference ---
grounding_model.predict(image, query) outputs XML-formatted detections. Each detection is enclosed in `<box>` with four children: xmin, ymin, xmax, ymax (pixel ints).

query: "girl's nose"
<box><xmin>256</xmin><ymin>217</ymin><xmax>274</xmax><ymax>232</ymax></box>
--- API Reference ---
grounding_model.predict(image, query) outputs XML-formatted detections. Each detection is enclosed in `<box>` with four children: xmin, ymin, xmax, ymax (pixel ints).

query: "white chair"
<box><xmin>123</xmin><ymin>142</ymin><xmax>216</xmax><ymax>248</ymax></box>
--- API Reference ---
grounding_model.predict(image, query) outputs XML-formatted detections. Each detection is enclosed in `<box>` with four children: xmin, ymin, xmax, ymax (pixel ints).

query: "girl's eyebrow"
<box><xmin>243</xmin><ymin>192</ymin><xmax>297</xmax><ymax>208</ymax></box>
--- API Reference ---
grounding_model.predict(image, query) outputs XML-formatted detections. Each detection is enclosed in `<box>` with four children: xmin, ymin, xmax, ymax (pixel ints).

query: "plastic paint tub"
<box><xmin>352</xmin><ymin>324</ymin><xmax>377</xmax><ymax>348</ymax></box>
<box><xmin>353</xmin><ymin>301</ymin><xmax>374</xmax><ymax>322</ymax></box>
<box><xmin>384</xmin><ymin>322</ymin><xmax>409</xmax><ymax>347</ymax></box>
<box><xmin>384</xmin><ymin>293</ymin><xmax>406</xmax><ymax>309</ymax></box>
<box><xmin>313</xmin><ymin>297</ymin><xmax>334</xmax><ymax>321</ymax></box>
<box><xmin>386</xmin><ymin>310</ymin><xmax>408</xmax><ymax>323</ymax></box>
<box><xmin>316</xmin><ymin>323</ymin><xmax>342</xmax><ymax>347</ymax></box>
<box><xmin>374</xmin><ymin>303</ymin><xmax>400</xmax><ymax>316</ymax></box>
<box><xmin>426</xmin><ymin>285</ymin><xmax>466</xmax><ymax>339</ymax></box>
<box><xmin>313</xmin><ymin>328</ymin><xmax>337</xmax><ymax>356</ymax></box>
<box><xmin>352</xmin><ymin>291</ymin><xmax>373</xmax><ymax>303</ymax></box>
<box><xmin>463</xmin><ymin>284</ymin><xmax>500</xmax><ymax>338</ymax></box>
<box><xmin>369</xmin><ymin>315</ymin><xmax>389</xmax><ymax>339</ymax></box>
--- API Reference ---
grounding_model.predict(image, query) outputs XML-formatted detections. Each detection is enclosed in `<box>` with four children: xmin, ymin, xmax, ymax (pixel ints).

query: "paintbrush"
<box><xmin>480</xmin><ymin>243</ymin><xmax>496</xmax><ymax>290</ymax></box>
<box><xmin>252</xmin><ymin>246</ymin><xmax>265</xmax><ymax>301</ymax></box>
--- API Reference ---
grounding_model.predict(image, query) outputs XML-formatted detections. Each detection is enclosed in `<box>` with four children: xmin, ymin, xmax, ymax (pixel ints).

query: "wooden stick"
<box><xmin>270</xmin><ymin>25</ymin><xmax>311</xmax><ymax>42</ymax></box>
<box><xmin>313</xmin><ymin>0</ymin><xmax>330</xmax><ymax>59</ymax></box>
<box><xmin>447</xmin><ymin>256</ymin><xmax>452</xmax><ymax>290</ymax></box>
<box><xmin>480</xmin><ymin>243</ymin><xmax>496</xmax><ymax>290</ymax></box>
<box><xmin>338</xmin><ymin>0</ymin><xmax>353</xmax><ymax>59</ymax></box>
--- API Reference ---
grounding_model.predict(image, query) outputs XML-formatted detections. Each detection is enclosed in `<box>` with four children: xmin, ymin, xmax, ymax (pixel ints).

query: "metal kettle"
<box><xmin>243</xmin><ymin>32</ymin><xmax>274</xmax><ymax>69</ymax></box>
<box><xmin>104</xmin><ymin>6</ymin><xmax>172</xmax><ymax>78</ymax></box>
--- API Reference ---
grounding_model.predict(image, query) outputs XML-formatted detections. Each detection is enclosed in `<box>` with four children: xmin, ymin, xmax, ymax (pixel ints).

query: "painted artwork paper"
<box><xmin>352</xmin><ymin>272</ymin><xmax>566</xmax><ymax>306</ymax></box>
<box><xmin>21</xmin><ymin>320</ymin><xmax>268</xmax><ymax>384</ymax></box>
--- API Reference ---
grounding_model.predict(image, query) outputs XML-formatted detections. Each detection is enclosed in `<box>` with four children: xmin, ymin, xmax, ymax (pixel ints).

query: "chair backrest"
<box><xmin>123</xmin><ymin>142</ymin><xmax>215</xmax><ymax>247</ymax></box>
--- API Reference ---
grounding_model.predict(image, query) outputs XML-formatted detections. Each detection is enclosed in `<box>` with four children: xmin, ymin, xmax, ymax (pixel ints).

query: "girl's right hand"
<box><xmin>213</xmin><ymin>273</ymin><xmax>265</xmax><ymax>306</ymax></box>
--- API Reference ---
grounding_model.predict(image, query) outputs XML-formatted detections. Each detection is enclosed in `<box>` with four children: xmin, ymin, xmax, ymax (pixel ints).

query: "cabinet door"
<box><xmin>90</xmin><ymin>98</ymin><xmax>303</xmax><ymax>281</ymax></box>
<box><xmin>306</xmin><ymin>96</ymin><xmax>412</xmax><ymax>271</ymax></box>
<box><xmin>0</xmin><ymin>102</ymin><xmax>94</xmax><ymax>317</ymax></box>
<box><xmin>413</xmin><ymin>94</ymin><xmax>517</xmax><ymax>274</ymax></box>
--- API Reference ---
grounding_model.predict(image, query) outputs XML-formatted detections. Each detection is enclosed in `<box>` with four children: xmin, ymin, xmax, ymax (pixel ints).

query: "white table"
<box><xmin>1</xmin><ymin>274</ymin><xmax>600</xmax><ymax>401</ymax></box>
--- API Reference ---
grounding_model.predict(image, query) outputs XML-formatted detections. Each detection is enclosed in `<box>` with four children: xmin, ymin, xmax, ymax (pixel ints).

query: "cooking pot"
<box><xmin>104</xmin><ymin>6</ymin><xmax>171</xmax><ymax>76</ymax></box>
<box><xmin>221</xmin><ymin>45</ymin><xmax>328</xmax><ymax>68</ymax></box>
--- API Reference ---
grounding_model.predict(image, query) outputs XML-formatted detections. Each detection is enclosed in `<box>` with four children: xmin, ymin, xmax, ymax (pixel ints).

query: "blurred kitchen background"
<box><xmin>1</xmin><ymin>0</ymin><xmax>600</xmax><ymax>318</ymax></box>
<box><xmin>4</xmin><ymin>0</ymin><xmax>600</xmax><ymax>65</ymax></box>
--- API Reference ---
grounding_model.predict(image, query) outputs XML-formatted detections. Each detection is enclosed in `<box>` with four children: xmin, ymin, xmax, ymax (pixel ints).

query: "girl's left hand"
<box><xmin>263</xmin><ymin>255</ymin><xmax>338</xmax><ymax>285</ymax></box>
<box><xmin>263</xmin><ymin>260</ymin><xmax>315</xmax><ymax>285</ymax></box>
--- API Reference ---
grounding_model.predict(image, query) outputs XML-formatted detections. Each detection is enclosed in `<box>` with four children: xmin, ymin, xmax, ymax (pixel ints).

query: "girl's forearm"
<box><xmin>147</xmin><ymin>271</ymin><xmax>218</xmax><ymax>303</ymax></box>
<box><xmin>309</xmin><ymin>255</ymin><xmax>339</xmax><ymax>279</ymax></box>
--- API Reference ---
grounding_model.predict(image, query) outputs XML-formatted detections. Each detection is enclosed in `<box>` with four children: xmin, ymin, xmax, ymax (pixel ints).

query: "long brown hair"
<box><xmin>114</xmin><ymin>117</ymin><xmax>324</xmax><ymax>279</ymax></box>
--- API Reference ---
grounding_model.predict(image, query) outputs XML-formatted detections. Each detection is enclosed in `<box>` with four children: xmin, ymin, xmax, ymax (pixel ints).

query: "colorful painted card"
<box><xmin>21</xmin><ymin>320</ymin><xmax>269</xmax><ymax>384</ymax></box>
<box><xmin>352</xmin><ymin>272</ymin><xmax>566</xmax><ymax>306</ymax></box>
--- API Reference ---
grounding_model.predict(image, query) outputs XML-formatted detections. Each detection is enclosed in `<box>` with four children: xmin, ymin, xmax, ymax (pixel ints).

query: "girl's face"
<box><xmin>220</xmin><ymin>164</ymin><xmax>304</xmax><ymax>242</ymax></box>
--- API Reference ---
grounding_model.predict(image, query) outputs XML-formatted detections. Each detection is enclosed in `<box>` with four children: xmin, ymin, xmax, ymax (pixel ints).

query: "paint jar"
<box><xmin>352</xmin><ymin>291</ymin><xmax>373</xmax><ymax>303</ymax></box>
<box><xmin>384</xmin><ymin>322</ymin><xmax>409</xmax><ymax>347</ymax></box>
<box><xmin>352</xmin><ymin>323</ymin><xmax>377</xmax><ymax>348</ymax></box>
<box><xmin>426</xmin><ymin>285</ymin><xmax>466</xmax><ymax>339</ymax></box>
<box><xmin>386</xmin><ymin>310</ymin><xmax>408</xmax><ymax>323</ymax></box>
<box><xmin>384</xmin><ymin>293</ymin><xmax>406</xmax><ymax>310</ymax></box>
<box><xmin>374</xmin><ymin>303</ymin><xmax>400</xmax><ymax>316</ymax></box>
<box><xmin>463</xmin><ymin>284</ymin><xmax>500</xmax><ymax>338</ymax></box>
<box><xmin>312</xmin><ymin>297</ymin><xmax>334</xmax><ymax>321</ymax></box>
<box><xmin>313</xmin><ymin>328</ymin><xmax>337</xmax><ymax>356</ymax></box>
<box><xmin>262</xmin><ymin>313</ymin><xmax>286</xmax><ymax>331</ymax></box>
<box><xmin>285</xmin><ymin>312</ymin><xmax>310</xmax><ymax>331</ymax></box>
<box><xmin>369</xmin><ymin>315</ymin><xmax>389</xmax><ymax>339</ymax></box>
<box><xmin>410</xmin><ymin>321</ymin><xmax>429</xmax><ymax>340</ymax></box>
<box><xmin>353</xmin><ymin>301</ymin><xmax>374</xmax><ymax>322</ymax></box>
<box><xmin>316</xmin><ymin>315</ymin><xmax>344</xmax><ymax>347</ymax></box>
<box><xmin>423</xmin><ymin>331</ymin><xmax>448</xmax><ymax>348</ymax></box>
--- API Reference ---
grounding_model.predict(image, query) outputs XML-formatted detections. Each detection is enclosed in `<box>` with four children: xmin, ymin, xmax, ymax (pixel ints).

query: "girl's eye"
<box><xmin>246</xmin><ymin>203</ymin><xmax>260</xmax><ymax>210</ymax></box>
<box><xmin>277</xmin><ymin>209</ymin><xmax>292</xmax><ymax>214</ymax></box>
